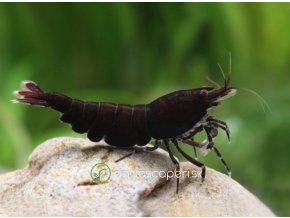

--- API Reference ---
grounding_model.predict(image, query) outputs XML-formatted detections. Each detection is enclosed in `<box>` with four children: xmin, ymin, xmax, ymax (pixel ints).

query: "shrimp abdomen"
<box><xmin>13</xmin><ymin>81</ymin><xmax>151</xmax><ymax>147</ymax></box>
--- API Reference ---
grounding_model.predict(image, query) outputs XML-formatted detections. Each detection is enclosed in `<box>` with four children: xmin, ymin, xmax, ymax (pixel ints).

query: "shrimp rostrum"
<box><xmin>13</xmin><ymin>71</ymin><xmax>237</xmax><ymax>193</ymax></box>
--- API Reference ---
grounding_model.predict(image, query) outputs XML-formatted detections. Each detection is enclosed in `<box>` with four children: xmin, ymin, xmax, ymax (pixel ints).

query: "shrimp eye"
<box><xmin>200</xmin><ymin>89</ymin><xmax>208</xmax><ymax>96</ymax></box>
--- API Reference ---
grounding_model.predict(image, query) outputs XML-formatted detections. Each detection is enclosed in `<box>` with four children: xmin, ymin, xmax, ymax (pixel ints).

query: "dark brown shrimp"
<box><xmin>13</xmin><ymin>72</ymin><xmax>237</xmax><ymax>193</ymax></box>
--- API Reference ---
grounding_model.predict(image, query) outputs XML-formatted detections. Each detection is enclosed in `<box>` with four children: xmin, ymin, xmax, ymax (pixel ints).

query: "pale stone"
<box><xmin>0</xmin><ymin>137</ymin><xmax>275</xmax><ymax>216</ymax></box>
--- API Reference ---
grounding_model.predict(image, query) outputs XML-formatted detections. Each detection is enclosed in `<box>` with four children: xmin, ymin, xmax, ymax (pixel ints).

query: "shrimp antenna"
<box><xmin>227</xmin><ymin>52</ymin><xmax>232</xmax><ymax>87</ymax></box>
<box><xmin>238</xmin><ymin>87</ymin><xmax>272</xmax><ymax>113</ymax></box>
<box><xmin>206</xmin><ymin>76</ymin><xmax>221</xmax><ymax>88</ymax></box>
<box><xmin>217</xmin><ymin>62</ymin><xmax>227</xmax><ymax>89</ymax></box>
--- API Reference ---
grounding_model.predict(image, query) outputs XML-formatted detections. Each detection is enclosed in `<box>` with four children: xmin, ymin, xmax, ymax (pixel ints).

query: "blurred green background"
<box><xmin>0</xmin><ymin>2</ymin><xmax>289</xmax><ymax>215</ymax></box>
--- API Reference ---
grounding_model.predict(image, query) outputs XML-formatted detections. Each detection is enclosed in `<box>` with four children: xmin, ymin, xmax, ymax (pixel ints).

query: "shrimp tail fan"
<box><xmin>12</xmin><ymin>80</ymin><xmax>50</xmax><ymax>107</ymax></box>
<box><xmin>12</xmin><ymin>80</ymin><xmax>72</xmax><ymax>113</ymax></box>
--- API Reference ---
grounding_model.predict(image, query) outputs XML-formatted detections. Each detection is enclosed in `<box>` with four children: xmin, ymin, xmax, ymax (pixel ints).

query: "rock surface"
<box><xmin>0</xmin><ymin>137</ymin><xmax>275</xmax><ymax>216</ymax></box>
